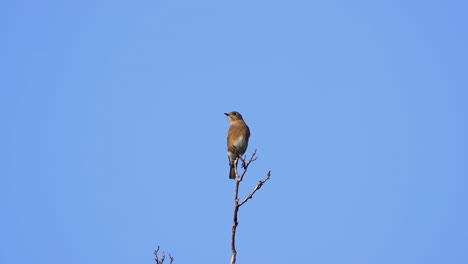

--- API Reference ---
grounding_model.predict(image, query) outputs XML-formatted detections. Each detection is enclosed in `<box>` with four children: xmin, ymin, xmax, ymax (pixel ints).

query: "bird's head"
<box><xmin>224</xmin><ymin>111</ymin><xmax>244</xmax><ymax>122</ymax></box>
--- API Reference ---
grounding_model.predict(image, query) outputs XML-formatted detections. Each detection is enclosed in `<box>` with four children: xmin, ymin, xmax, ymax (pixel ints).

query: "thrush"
<box><xmin>225</xmin><ymin>111</ymin><xmax>250</xmax><ymax>179</ymax></box>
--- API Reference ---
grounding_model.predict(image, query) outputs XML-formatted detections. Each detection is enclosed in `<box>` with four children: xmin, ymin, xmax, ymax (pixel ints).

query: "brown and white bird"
<box><xmin>225</xmin><ymin>111</ymin><xmax>250</xmax><ymax>179</ymax></box>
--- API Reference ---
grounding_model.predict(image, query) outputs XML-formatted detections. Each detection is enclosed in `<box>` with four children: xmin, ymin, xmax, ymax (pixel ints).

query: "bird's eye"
<box><xmin>233</xmin><ymin>112</ymin><xmax>237</xmax><ymax>115</ymax></box>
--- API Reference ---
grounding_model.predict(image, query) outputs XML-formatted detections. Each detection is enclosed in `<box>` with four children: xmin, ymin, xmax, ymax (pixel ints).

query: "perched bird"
<box><xmin>225</xmin><ymin>111</ymin><xmax>250</xmax><ymax>179</ymax></box>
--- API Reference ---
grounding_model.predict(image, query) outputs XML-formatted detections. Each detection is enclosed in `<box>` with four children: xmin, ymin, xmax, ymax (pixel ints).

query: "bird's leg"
<box><xmin>234</xmin><ymin>157</ymin><xmax>239</xmax><ymax>180</ymax></box>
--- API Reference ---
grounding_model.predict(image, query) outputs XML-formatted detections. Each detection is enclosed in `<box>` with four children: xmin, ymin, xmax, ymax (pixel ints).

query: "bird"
<box><xmin>225</xmin><ymin>111</ymin><xmax>250</xmax><ymax>179</ymax></box>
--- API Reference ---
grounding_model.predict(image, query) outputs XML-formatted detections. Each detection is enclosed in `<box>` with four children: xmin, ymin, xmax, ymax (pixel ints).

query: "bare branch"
<box><xmin>154</xmin><ymin>246</ymin><xmax>173</xmax><ymax>264</ymax></box>
<box><xmin>239</xmin><ymin>171</ymin><xmax>271</xmax><ymax>207</ymax></box>
<box><xmin>230</xmin><ymin>149</ymin><xmax>270</xmax><ymax>264</ymax></box>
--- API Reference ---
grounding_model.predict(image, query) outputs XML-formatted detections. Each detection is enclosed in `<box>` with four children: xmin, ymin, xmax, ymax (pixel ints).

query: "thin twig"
<box><xmin>154</xmin><ymin>246</ymin><xmax>173</xmax><ymax>264</ymax></box>
<box><xmin>239</xmin><ymin>171</ymin><xmax>271</xmax><ymax>207</ymax></box>
<box><xmin>239</xmin><ymin>150</ymin><xmax>257</xmax><ymax>181</ymax></box>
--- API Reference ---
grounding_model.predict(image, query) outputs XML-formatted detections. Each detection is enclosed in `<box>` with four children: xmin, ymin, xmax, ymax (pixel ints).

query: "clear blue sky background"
<box><xmin>1</xmin><ymin>1</ymin><xmax>467</xmax><ymax>263</ymax></box>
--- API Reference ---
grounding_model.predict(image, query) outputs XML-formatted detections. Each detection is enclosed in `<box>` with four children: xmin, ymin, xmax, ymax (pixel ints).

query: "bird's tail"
<box><xmin>229</xmin><ymin>163</ymin><xmax>236</xmax><ymax>179</ymax></box>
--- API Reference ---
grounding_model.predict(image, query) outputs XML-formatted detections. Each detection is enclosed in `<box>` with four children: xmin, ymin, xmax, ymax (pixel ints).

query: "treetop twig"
<box><xmin>154</xmin><ymin>246</ymin><xmax>173</xmax><ymax>264</ymax></box>
<box><xmin>239</xmin><ymin>170</ymin><xmax>271</xmax><ymax>207</ymax></box>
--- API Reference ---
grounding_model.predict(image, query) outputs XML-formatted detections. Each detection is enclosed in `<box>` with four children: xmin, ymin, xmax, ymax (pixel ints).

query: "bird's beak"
<box><xmin>224</xmin><ymin>113</ymin><xmax>229</xmax><ymax>116</ymax></box>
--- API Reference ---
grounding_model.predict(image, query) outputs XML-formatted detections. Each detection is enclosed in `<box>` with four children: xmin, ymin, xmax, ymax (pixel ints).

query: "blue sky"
<box><xmin>1</xmin><ymin>0</ymin><xmax>467</xmax><ymax>263</ymax></box>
